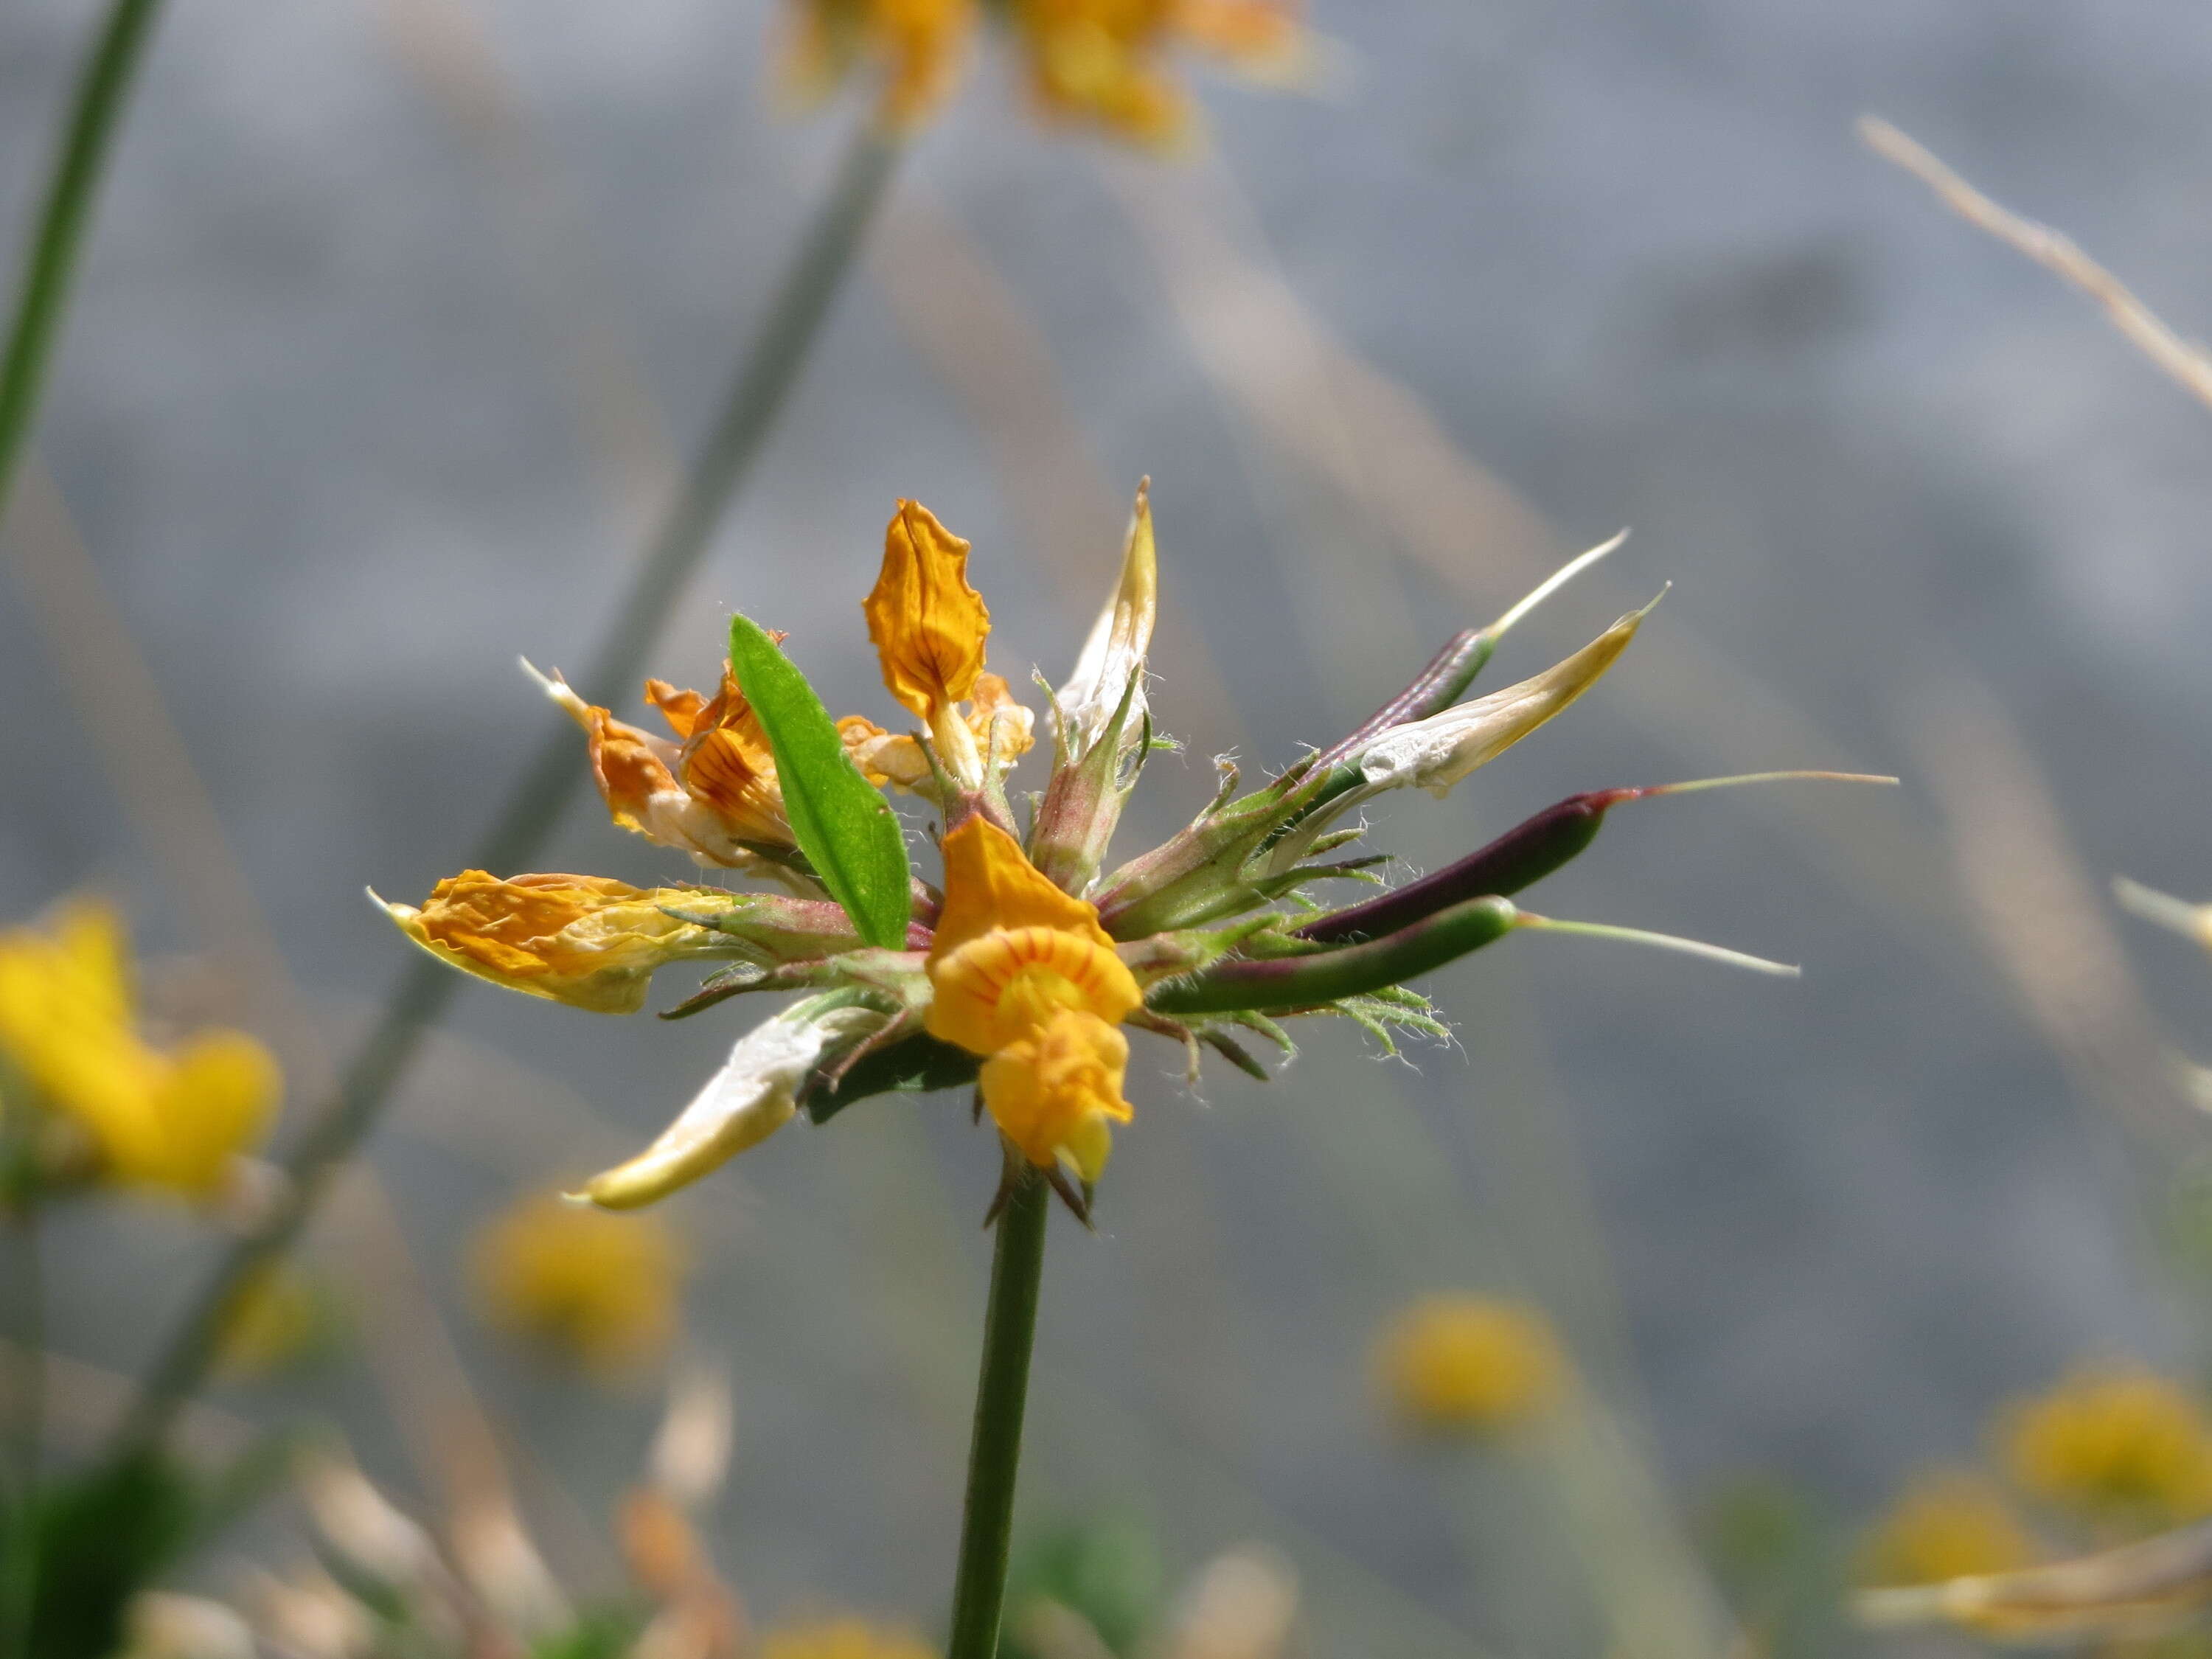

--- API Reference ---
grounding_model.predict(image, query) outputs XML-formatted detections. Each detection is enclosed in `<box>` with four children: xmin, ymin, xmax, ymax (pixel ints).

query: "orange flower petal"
<box><xmin>863</xmin><ymin>499</ymin><xmax>991</xmax><ymax>720</ymax></box>
<box><xmin>929</xmin><ymin>818</ymin><xmax>1112</xmax><ymax>961</ymax></box>
<box><xmin>979</xmin><ymin>1008</ymin><xmax>1133</xmax><ymax>1181</ymax></box>
<box><xmin>926</xmin><ymin>924</ymin><xmax>1141</xmax><ymax>1055</ymax></box>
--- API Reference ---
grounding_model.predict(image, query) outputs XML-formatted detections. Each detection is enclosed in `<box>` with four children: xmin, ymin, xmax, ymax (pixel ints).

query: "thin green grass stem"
<box><xmin>105</xmin><ymin>119</ymin><xmax>902</xmax><ymax>1468</ymax></box>
<box><xmin>0</xmin><ymin>0</ymin><xmax>165</xmax><ymax>529</ymax></box>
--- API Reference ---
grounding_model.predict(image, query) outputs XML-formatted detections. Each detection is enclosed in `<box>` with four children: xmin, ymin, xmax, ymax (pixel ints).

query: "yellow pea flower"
<box><xmin>1858</xmin><ymin>1470</ymin><xmax>2039</xmax><ymax>1588</ymax></box>
<box><xmin>1371</xmin><ymin>1294</ymin><xmax>1566</xmax><ymax>1436</ymax></box>
<box><xmin>925</xmin><ymin>818</ymin><xmax>1139</xmax><ymax>1183</ymax></box>
<box><xmin>0</xmin><ymin>899</ymin><xmax>277</xmax><ymax>1200</ymax></box>
<box><xmin>2003</xmin><ymin>1363</ymin><xmax>2212</xmax><ymax>1528</ymax></box>
<box><xmin>1009</xmin><ymin>0</ymin><xmax>1307</xmax><ymax>146</ymax></box>
<box><xmin>777</xmin><ymin>0</ymin><xmax>1302</xmax><ymax>142</ymax></box>
<box><xmin>378</xmin><ymin>871</ymin><xmax>740</xmax><ymax>1015</ymax></box>
<box><xmin>470</xmin><ymin>1193</ymin><xmax>683</xmax><ymax>1377</ymax></box>
<box><xmin>778</xmin><ymin>0</ymin><xmax>978</xmax><ymax>131</ymax></box>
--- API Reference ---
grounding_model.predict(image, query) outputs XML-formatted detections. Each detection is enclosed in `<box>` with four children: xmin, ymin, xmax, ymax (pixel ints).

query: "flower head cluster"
<box><xmin>388</xmin><ymin>481</ymin><xmax>1842</xmax><ymax>1221</ymax></box>
<box><xmin>1852</xmin><ymin>1366</ymin><xmax>2212</xmax><ymax>1641</ymax></box>
<box><xmin>1371</xmin><ymin>1293</ymin><xmax>1566</xmax><ymax>1437</ymax></box>
<box><xmin>1857</xmin><ymin>1470</ymin><xmax>2040</xmax><ymax>1589</ymax></box>
<box><xmin>470</xmin><ymin>1192</ymin><xmax>686</xmax><ymax>1377</ymax></box>
<box><xmin>2003</xmin><ymin>1363</ymin><xmax>2212</xmax><ymax>1528</ymax></box>
<box><xmin>778</xmin><ymin>0</ymin><xmax>1310</xmax><ymax>145</ymax></box>
<box><xmin>0</xmin><ymin>898</ymin><xmax>279</xmax><ymax>1202</ymax></box>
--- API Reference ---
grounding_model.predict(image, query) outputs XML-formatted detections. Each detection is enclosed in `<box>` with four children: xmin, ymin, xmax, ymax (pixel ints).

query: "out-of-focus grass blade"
<box><xmin>728</xmin><ymin>613</ymin><xmax>911</xmax><ymax>948</ymax></box>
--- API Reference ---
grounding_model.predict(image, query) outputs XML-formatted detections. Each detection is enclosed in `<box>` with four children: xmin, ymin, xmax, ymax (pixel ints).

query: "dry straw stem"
<box><xmin>1905</xmin><ymin>672</ymin><xmax>2195</xmax><ymax>1144</ymax></box>
<box><xmin>1858</xmin><ymin>116</ymin><xmax>2212</xmax><ymax>415</ymax></box>
<box><xmin>1855</xmin><ymin>1512</ymin><xmax>2212</xmax><ymax>1638</ymax></box>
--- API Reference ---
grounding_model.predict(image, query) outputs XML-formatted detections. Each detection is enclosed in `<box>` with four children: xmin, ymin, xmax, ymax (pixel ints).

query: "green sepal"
<box><xmin>728</xmin><ymin>613</ymin><xmax>912</xmax><ymax>948</ymax></box>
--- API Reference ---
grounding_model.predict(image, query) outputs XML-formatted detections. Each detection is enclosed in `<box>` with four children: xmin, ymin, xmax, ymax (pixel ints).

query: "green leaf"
<box><xmin>728</xmin><ymin>613</ymin><xmax>911</xmax><ymax>948</ymax></box>
<box><xmin>802</xmin><ymin>1032</ymin><xmax>980</xmax><ymax>1124</ymax></box>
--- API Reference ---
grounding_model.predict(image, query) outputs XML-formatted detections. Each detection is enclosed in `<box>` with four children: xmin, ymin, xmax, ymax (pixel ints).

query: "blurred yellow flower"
<box><xmin>2003</xmin><ymin>1363</ymin><xmax>2212</xmax><ymax>1527</ymax></box>
<box><xmin>760</xmin><ymin>1615</ymin><xmax>938</xmax><ymax>1659</ymax></box>
<box><xmin>1372</xmin><ymin>1295</ymin><xmax>1566</xmax><ymax>1436</ymax></box>
<box><xmin>779</xmin><ymin>0</ymin><xmax>978</xmax><ymax>131</ymax></box>
<box><xmin>470</xmin><ymin>1194</ymin><xmax>684</xmax><ymax>1376</ymax></box>
<box><xmin>779</xmin><ymin>0</ymin><xmax>1305</xmax><ymax>143</ymax></box>
<box><xmin>214</xmin><ymin>1264</ymin><xmax>340</xmax><ymax>1382</ymax></box>
<box><xmin>1009</xmin><ymin>0</ymin><xmax>1306</xmax><ymax>147</ymax></box>
<box><xmin>0</xmin><ymin>899</ymin><xmax>277</xmax><ymax>1200</ymax></box>
<box><xmin>925</xmin><ymin>818</ymin><xmax>1140</xmax><ymax>1188</ymax></box>
<box><xmin>1858</xmin><ymin>1470</ymin><xmax>2039</xmax><ymax>1587</ymax></box>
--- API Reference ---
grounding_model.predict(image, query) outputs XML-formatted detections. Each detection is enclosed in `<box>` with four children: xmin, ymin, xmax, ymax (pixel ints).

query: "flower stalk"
<box><xmin>106</xmin><ymin>116</ymin><xmax>904</xmax><ymax>1471</ymax></box>
<box><xmin>945</xmin><ymin>1170</ymin><xmax>1049</xmax><ymax>1659</ymax></box>
<box><xmin>0</xmin><ymin>0</ymin><xmax>166</xmax><ymax>530</ymax></box>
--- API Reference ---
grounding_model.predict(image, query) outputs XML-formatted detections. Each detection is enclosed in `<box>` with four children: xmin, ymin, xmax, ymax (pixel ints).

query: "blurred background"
<box><xmin>5</xmin><ymin>0</ymin><xmax>2212</xmax><ymax>1652</ymax></box>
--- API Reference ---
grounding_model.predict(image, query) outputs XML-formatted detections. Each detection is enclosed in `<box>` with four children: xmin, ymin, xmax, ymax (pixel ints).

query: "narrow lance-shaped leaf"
<box><xmin>728</xmin><ymin>613</ymin><xmax>912</xmax><ymax>948</ymax></box>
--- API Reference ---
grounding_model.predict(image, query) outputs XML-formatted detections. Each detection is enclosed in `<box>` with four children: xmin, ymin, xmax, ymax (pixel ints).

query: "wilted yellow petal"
<box><xmin>979</xmin><ymin>1008</ymin><xmax>1133</xmax><ymax>1181</ymax></box>
<box><xmin>968</xmin><ymin>672</ymin><xmax>1037</xmax><ymax>766</ymax></box>
<box><xmin>379</xmin><ymin>872</ymin><xmax>734</xmax><ymax>1015</ymax></box>
<box><xmin>531</xmin><ymin>662</ymin><xmax>794</xmax><ymax>863</ymax></box>
<box><xmin>863</xmin><ymin>499</ymin><xmax>991</xmax><ymax>720</ymax></box>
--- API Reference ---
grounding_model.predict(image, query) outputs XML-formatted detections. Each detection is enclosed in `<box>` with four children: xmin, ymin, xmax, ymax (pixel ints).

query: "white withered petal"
<box><xmin>577</xmin><ymin>998</ymin><xmax>882</xmax><ymax>1208</ymax></box>
<box><xmin>1357</xmin><ymin>595</ymin><xmax>1658</xmax><ymax>799</ymax></box>
<box><xmin>1056</xmin><ymin>481</ymin><xmax>1158</xmax><ymax>756</ymax></box>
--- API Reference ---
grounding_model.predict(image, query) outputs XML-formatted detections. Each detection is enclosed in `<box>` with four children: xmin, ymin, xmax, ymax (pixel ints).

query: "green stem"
<box><xmin>1</xmin><ymin>1210</ymin><xmax>44</xmax><ymax>1659</ymax></box>
<box><xmin>105</xmin><ymin>118</ymin><xmax>903</xmax><ymax>1470</ymax></box>
<box><xmin>0</xmin><ymin>0</ymin><xmax>165</xmax><ymax>529</ymax></box>
<box><xmin>945</xmin><ymin>1172</ymin><xmax>1049</xmax><ymax>1659</ymax></box>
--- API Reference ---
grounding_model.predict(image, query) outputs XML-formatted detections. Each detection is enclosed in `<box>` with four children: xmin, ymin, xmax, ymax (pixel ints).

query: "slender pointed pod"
<box><xmin>1296</xmin><ymin>771</ymin><xmax>1893</xmax><ymax>945</ymax></box>
<box><xmin>1512</xmin><ymin>914</ymin><xmax>1801</xmax><ymax>978</ymax></box>
<box><xmin>1149</xmin><ymin>896</ymin><xmax>1520</xmax><ymax>1015</ymax></box>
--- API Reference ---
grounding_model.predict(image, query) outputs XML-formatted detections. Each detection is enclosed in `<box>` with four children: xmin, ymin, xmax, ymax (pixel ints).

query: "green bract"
<box><xmin>728</xmin><ymin>613</ymin><xmax>913</xmax><ymax>950</ymax></box>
